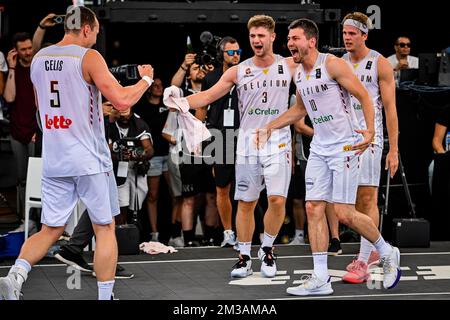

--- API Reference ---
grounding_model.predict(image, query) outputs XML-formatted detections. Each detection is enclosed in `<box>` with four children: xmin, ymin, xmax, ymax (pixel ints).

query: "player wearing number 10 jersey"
<box><xmin>164</xmin><ymin>14</ymin><xmax>298</xmax><ymax>279</ymax></box>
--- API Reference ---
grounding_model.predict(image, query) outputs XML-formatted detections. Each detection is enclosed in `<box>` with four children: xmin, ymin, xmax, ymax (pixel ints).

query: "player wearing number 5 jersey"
<box><xmin>0</xmin><ymin>6</ymin><xmax>153</xmax><ymax>300</ymax></box>
<box><xmin>259</xmin><ymin>18</ymin><xmax>401</xmax><ymax>296</ymax></box>
<box><xmin>164</xmin><ymin>15</ymin><xmax>297</xmax><ymax>279</ymax></box>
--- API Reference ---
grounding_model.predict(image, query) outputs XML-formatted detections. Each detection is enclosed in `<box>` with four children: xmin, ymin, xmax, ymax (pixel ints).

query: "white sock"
<box><xmin>312</xmin><ymin>252</ymin><xmax>329</xmax><ymax>281</ymax></box>
<box><xmin>358</xmin><ymin>237</ymin><xmax>375</xmax><ymax>263</ymax></box>
<box><xmin>98</xmin><ymin>280</ymin><xmax>115</xmax><ymax>300</ymax></box>
<box><xmin>9</xmin><ymin>259</ymin><xmax>31</xmax><ymax>288</ymax></box>
<box><xmin>239</xmin><ymin>242</ymin><xmax>252</xmax><ymax>258</ymax></box>
<box><xmin>261</xmin><ymin>232</ymin><xmax>277</xmax><ymax>248</ymax></box>
<box><xmin>373</xmin><ymin>236</ymin><xmax>392</xmax><ymax>257</ymax></box>
<box><xmin>295</xmin><ymin>229</ymin><xmax>304</xmax><ymax>239</ymax></box>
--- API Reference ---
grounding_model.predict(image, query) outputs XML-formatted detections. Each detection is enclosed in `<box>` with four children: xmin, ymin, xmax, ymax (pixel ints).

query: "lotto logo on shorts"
<box><xmin>45</xmin><ymin>114</ymin><xmax>73</xmax><ymax>129</ymax></box>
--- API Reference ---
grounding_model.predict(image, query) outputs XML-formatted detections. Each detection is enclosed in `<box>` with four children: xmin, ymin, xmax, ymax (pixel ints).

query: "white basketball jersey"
<box><xmin>236</xmin><ymin>55</ymin><xmax>292</xmax><ymax>156</ymax></box>
<box><xmin>343</xmin><ymin>50</ymin><xmax>383</xmax><ymax>147</ymax></box>
<box><xmin>295</xmin><ymin>53</ymin><xmax>361</xmax><ymax>156</ymax></box>
<box><xmin>31</xmin><ymin>45</ymin><xmax>112</xmax><ymax>177</ymax></box>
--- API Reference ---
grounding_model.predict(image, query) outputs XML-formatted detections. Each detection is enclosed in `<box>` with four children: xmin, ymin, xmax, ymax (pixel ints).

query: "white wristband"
<box><xmin>142</xmin><ymin>76</ymin><xmax>154</xmax><ymax>87</ymax></box>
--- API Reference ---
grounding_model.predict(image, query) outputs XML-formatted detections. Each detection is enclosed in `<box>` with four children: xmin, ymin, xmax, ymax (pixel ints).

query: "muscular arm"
<box><xmin>379</xmin><ymin>56</ymin><xmax>399</xmax><ymax>175</ymax></box>
<box><xmin>83</xmin><ymin>50</ymin><xmax>151</xmax><ymax>111</ymax></box>
<box><xmin>294</xmin><ymin>117</ymin><xmax>313</xmax><ymax>137</ymax></box>
<box><xmin>432</xmin><ymin>123</ymin><xmax>447</xmax><ymax>154</ymax></box>
<box><xmin>186</xmin><ymin>66</ymin><xmax>237</xmax><ymax>110</ymax></box>
<box><xmin>266</xmin><ymin>91</ymin><xmax>308</xmax><ymax>130</ymax></box>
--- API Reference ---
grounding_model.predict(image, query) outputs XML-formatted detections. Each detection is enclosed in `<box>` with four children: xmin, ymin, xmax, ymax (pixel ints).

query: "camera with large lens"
<box><xmin>112</xmin><ymin>137</ymin><xmax>150</xmax><ymax>176</ymax></box>
<box><xmin>109</xmin><ymin>64</ymin><xmax>140</xmax><ymax>85</ymax></box>
<box><xmin>194</xmin><ymin>31</ymin><xmax>222</xmax><ymax>68</ymax></box>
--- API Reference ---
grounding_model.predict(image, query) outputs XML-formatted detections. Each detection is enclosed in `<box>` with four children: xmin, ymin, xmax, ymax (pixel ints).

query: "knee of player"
<box><xmin>267</xmin><ymin>196</ymin><xmax>286</xmax><ymax>208</ymax></box>
<box><xmin>305</xmin><ymin>201</ymin><xmax>322</xmax><ymax>218</ymax></box>
<box><xmin>357</xmin><ymin>191</ymin><xmax>377</xmax><ymax>209</ymax></box>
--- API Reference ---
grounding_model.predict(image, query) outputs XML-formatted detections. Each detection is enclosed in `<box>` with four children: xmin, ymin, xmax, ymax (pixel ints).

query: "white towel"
<box><xmin>163</xmin><ymin>85</ymin><xmax>211</xmax><ymax>156</ymax></box>
<box><xmin>139</xmin><ymin>241</ymin><xmax>178</xmax><ymax>254</ymax></box>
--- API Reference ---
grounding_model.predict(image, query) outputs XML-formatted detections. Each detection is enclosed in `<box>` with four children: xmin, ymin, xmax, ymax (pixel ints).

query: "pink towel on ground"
<box><xmin>163</xmin><ymin>85</ymin><xmax>211</xmax><ymax>155</ymax></box>
<box><xmin>139</xmin><ymin>241</ymin><xmax>178</xmax><ymax>254</ymax></box>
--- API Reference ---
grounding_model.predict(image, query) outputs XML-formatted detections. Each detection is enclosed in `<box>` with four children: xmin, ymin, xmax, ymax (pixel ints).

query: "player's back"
<box><xmin>31</xmin><ymin>44</ymin><xmax>112</xmax><ymax>177</ymax></box>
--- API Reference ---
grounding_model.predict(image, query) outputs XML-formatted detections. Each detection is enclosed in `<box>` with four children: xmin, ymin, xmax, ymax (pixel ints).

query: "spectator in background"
<box><xmin>3</xmin><ymin>14</ymin><xmax>58</xmax><ymax>226</ymax></box>
<box><xmin>108</xmin><ymin>108</ymin><xmax>154</xmax><ymax>225</ymax></box>
<box><xmin>199</xmin><ymin>37</ymin><xmax>241</xmax><ymax>248</ymax></box>
<box><xmin>0</xmin><ymin>51</ymin><xmax>7</xmax><ymax>96</ymax></box>
<box><xmin>169</xmin><ymin>54</ymin><xmax>217</xmax><ymax>246</ymax></box>
<box><xmin>133</xmin><ymin>78</ymin><xmax>181</xmax><ymax>244</ymax></box>
<box><xmin>387</xmin><ymin>36</ymin><xmax>419</xmax><ymax>71</ymax></box>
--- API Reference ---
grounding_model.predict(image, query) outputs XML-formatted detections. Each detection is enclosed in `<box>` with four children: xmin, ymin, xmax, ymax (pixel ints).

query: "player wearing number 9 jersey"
<box><xmin>0</xmin><ymin>5</ymin><xmax>153</xmax><ymax>301</ymax></box>
<box><xmin>164</xmin><ymin>15</ymin><xmax>298</xmax><ymax>279</ymax></box>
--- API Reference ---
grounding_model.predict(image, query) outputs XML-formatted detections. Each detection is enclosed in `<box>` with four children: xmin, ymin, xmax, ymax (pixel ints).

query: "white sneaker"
<box><xmin>0</xmin><ymin>267</ymin><xmax>27</xmax><ymax>300</ymax></box>
<box><xmin>168</xmin><ymin>236</ymin><xmax>185</xmax><ymax>248</ymax></box>
<box><xmin>381</xmin><ymin>246</ymin><xmax>401</xmax><ymax>289</ymax></box>
<box><xmin>258</xmin><ymin>247</ymin><xmax>277</xmax><ymax>278</ymax></box>
<box><xmin>288</xmin><ymin>237</ymin><xmax>306</xmax><ymax>245</ymax></box>
<box><xmin>230</xmin><ymin>255</ymin><xmax>253</xmax><ymax>278</ymax></box>
<box><xmin>221</xmin><ymin>230</ymin><xmax>237</xmax><ymax>247</ymax></box>
<box><xmin>286</xmin><ymin>273</ymin><xmax>334</xmax><ymax>296</ymax></box>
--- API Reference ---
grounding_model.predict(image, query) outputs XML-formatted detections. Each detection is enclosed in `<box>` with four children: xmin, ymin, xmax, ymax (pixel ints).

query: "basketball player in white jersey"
<box><xmin>258</xmin><ymin>18</ymin><xmax>401</xmax><ymax>295</ymax></box>
<box><xmin>165</xmin><ymin>15</ymin><xmax>297</xmax><ymax>278</ymax></box>
<box><xmin>337</xmin><ymin>12</ymin><xmax>399</xmax><ymax>283</ymax></box>
<box><xmin>0</xmin><ymin>6</ymin><xmax>153</xmax><ymax>300</ymax></box>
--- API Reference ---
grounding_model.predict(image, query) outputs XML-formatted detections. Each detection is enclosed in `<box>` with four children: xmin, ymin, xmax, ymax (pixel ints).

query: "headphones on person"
<box><xmin>216</xmin><ymin>36</ymin><xmax>238</xmax><ymax>64</ymax></box>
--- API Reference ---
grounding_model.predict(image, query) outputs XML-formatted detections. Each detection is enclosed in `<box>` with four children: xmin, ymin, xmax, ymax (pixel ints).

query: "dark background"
<box><xmin>0</xmin><ymin>0</ymin><xmax>449</xmax><ymax>240</ymax></box>
<box><xmin>1</xmin><ymin>0</ymin><xmax>449</xmax><ymax>86</ymax></box>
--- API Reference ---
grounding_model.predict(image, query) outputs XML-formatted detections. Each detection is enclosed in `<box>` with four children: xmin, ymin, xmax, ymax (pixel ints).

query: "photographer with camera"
<box><xmin>199</xmin><ymin>36</ymin><xmax>242</xmax><ymax>248</ymax></box>
<box><xmin>109</xmin><ymin>108</ymin><xmax>154</xmax><ymax>225</ymax></box>
<box><xmin>169</xmin><ymin>53</ymin><xmax>218</xmax><ymax>247</ymax></box>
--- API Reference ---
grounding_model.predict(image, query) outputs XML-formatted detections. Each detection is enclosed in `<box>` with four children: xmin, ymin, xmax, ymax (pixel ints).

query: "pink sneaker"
<box><xmin>342</xmin><ymin>260</ymin><xmax>370</xmax><ymax>284</ymax></box>
<box><xmin>367</xmin><ymin>250</ymin><xmax>380</xmax><ymax>267</ymax></box>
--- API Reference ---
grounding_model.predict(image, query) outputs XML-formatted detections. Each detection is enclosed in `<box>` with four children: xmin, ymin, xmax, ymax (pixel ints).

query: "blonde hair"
<box><xmin>247</xmin><ymin>15</ymin><xmax>275</xmax><ymax>33</ymax></box>
<box><xmin>342</xmin><ymin>12</ymin><xmax>373</xmax><ymax>32</ymax></box>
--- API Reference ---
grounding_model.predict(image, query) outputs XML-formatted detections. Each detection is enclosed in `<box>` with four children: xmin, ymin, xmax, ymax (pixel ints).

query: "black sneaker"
<box><xmin>328</xmin><ymin>238</ymin><xmax>342</xmax><ymax>256</ymax></box>
<box><xmin>92</xmin><ymin>264</ymin><xmax>135</xmax><ymax>280</ymax></box>
<box><xmin>185</xmin><ymin>241</ymin><xmax>200</xmax><ymax>247</ymax></box>
<box><xmin>115</xmin><ymin>265</ymin><xmax>134</xmax><ymax>279</ymax></box>
<box><xmin>54</xmin><ymin>247</ymin><xmax>93</xmax><ymax>272</ymax></box>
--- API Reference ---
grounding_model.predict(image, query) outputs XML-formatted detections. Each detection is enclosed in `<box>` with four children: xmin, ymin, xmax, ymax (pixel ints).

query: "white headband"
<box><xmin>343</xmin><ymin>19</ymin><xmax>369</xmax><ymax>34</ymax></box>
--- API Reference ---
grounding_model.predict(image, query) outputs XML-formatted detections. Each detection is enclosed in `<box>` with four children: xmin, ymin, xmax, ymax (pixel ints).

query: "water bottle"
<box><xmin>446</xmin><ymin>131</ymin><xmax>450</xmax><ymax>151</ymax></box>
<box><xmin>186</xmin><ymin>36</ymin><xmax>195</xmax><ymax>54</ymax></box>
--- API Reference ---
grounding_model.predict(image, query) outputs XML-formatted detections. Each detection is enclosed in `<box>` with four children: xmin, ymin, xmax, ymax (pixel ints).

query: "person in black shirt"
<box><xmin>199</xmin><ymin>37</ymin><xmax>241</xmax><ymax>247</ymax></box>
<box><xmin>133</xmin><ymin>78</ymin><xmax>178</xmax><ymax>243</ymax></box>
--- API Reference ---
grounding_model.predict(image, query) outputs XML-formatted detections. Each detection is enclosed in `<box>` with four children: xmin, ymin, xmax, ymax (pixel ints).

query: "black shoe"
<box><xmin>92</xmin><ymin>264</ymin><xmax>135</xmax><ymax>280</ymax></box>
<box><xmin>115</xmin><ymin>265</ymin><xmax>134</xmax><ymax>279</ymax></box>
<box><xmin>328</xmin><ymin>238</ymin><xmax>342</xmax><ymax>256</ymax></box>
<box><xmin>185</xmin><ymin>240</ymin><xmax>200</xmax><ymax>247</ymax></box>
<box><xmin>54</xmin><ymin>247</ymin><xmax>93</xmax><ymax>272</ymax></box>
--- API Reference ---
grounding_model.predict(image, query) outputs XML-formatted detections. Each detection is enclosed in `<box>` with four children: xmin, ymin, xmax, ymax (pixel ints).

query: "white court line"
<box><xmin>268</xmin><ymin>291</ymin><xmax>450</xmax><ymax>300</ymax></box>
<box><xmin>1</xmin><ymin>251</ymin><xmax>450</xmax><ymax>269</ymax></box>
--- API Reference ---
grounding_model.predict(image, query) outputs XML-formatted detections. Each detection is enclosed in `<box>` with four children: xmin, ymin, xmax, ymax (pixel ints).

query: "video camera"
<box><xmin>194</xmin><ymin>31</ymin><xmax>222</xmax><ymax>67</ymax></box>
<box><xmin>112</xmin><ymin>136</ymin><xmax>150</xmax><ymax>176</ymax></box>
<box><xmin>321</xmin><ymin>45</ymin><xmax>347</xmax><ymax>57</ymax></box>
<box><xmin>109</xmin><ymin>64</ymin><xmax>140</xmax><ymax>85</ymax></box>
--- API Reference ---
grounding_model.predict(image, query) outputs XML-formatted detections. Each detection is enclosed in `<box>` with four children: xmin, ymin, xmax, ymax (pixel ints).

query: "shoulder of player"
<box><xmin>376</xmin><ymin>55</ymin><xmax>393</xmax><ymax>78</ymax></box>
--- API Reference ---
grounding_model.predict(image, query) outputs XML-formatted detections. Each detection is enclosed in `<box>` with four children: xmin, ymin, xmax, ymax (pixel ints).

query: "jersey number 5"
<box><xmin>50</xmin><ymin>80</ymin><xmax>61</xmax><ymax>108</ymax></box>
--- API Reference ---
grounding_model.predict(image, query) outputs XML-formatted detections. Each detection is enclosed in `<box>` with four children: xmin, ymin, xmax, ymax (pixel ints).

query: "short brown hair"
<box><xmin>288</xmin><ymin>18</ymin><xmax>319</xmax><ymax>47</ymax></box>
<box><xmin>247</xmin><ymin>15</ymin><xmax>275</xmax><ymax>33</ymax></box>
<box><xmin>342</xmin><ymin>12</ymin><xmax>371</xmax><ymax>33</ymax></box>
<box><xmin>64</xmin><ymin>6</ymin><xmax>97</xmax><ymax>34</ymax></box>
